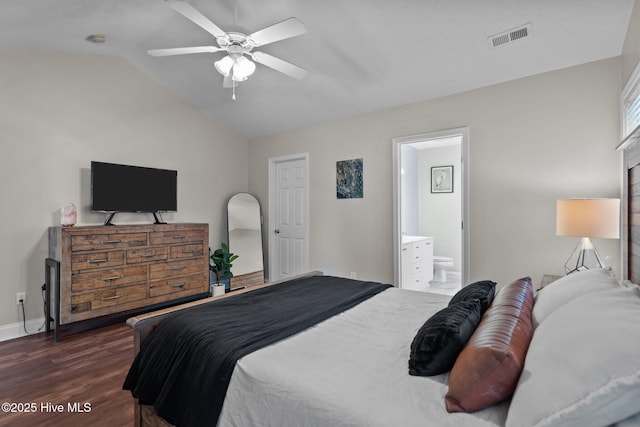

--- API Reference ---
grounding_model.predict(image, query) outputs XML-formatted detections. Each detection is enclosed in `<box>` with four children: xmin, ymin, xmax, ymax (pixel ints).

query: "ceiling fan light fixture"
<box><xmin>214</xmin><ymin>55</ymin><xmax>234</xmax><ymax>76</ymax></box>
<box><xmin>232</xmin><ymin>55</ymin><xmax>256</xmax><ymax>80</ymax></box>
<box><xmin>154</xmin><ymin>1</ymin><xmax>308</xmax><ymax>95</ymax></box>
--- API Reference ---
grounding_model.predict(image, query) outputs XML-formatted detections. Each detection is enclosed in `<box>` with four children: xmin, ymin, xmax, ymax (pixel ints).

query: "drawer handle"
<box><xmin>172</xmin><ymin>236</ymin><xmax>187</xmax><ymax>240</ymax></box>
<box><xmin>170</xmin><ymin>282</ymin><xmax>186</xmax><ymax>288</ymax></box>
<box><xmin>100</xmin><ymin>239</ymin><xmax>122</xmax><ymax>245</ymax></box>
<box><xmin>140</xmin><ymin>252</ymin><xmax>157</xmax><ymax>258</ymax></box>
<box><xmin>169</xmin><ymin>266</ymin><xmax>186</xmax><ymax>271</ymax></box>
<box><xmin>87</xmin><ymin>258</ymin><xmax>110</xmax><ymax>264</ymax></box>
<box><xmin>182</xmin><ymin>251</ymin><xmax>198</xmax><ymax>255</ymax></box>
<box><xmin>101</xmin><ymin>275</ymin><xmax>123</xmax><ymax>281</ymax></box>
<box><xmin>101</xmin><ymin>294</ymin><xmax>123</xmax><ymax>301</ymax></box>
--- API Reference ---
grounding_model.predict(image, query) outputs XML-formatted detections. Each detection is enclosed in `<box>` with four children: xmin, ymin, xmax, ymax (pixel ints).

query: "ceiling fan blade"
<box><xmin>251</xmin><ymin>51</ymin><xmax>308</xmax><ymax>79</ymax></box>
<box><xmin>248</xmin><ymin>17</ymin><xmax>306</xmax><ymax>47</ymax></box>
<box><xmin>165</xmin><ymin>0</ymin><xmax>227</xmax><ymax>38</ymax></box>
<box><xmin>147</xmin><ymin>46</ymin><xmax>222</xmax><ymax>57</ymax></box>
<box><xmin>222</xmin><ymin>74</ymin><xmax>235</xmax><ymax>88</ymax></box>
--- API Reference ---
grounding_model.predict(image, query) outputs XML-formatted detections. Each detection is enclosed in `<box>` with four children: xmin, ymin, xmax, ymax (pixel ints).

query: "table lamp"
<box><xmin>556</xmin><ymin>198</ymin><xmax>620</xmax><ymax>274</ymax></box>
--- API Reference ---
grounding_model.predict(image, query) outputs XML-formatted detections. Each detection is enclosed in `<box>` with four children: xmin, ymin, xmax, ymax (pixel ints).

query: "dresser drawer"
<box><xmin>149</xmin><ymin>229</ymin><xmax>204</xmax><ymax>246</ymax></box>
<box><xmin>408</xmin><ymin>252</ymin><xmax>422</xmax><ymax>263</ymax></box>
<box><xmin>170</xmin><ymin>243</ymin><xmax>205</xmax><ymax>260</ymax></box>
<box><xmin>149</xmin><ymin>259</ymin><xmax>204</xmax><ymax>280</ymax></box>
<box><xmin>408</xmin><ymin>262</ymin><xmax>423</xmax><ymax>273</ymax></box>
<box><xmin>127</xmin><ymin>247</ymin><xmax>169</xmax><ymax>264</ymax></box>
<box><xmin>407</xmin><ymin>273</ymin><xmax>428</xmax><ymax>287</ymax></box>
<box><xmin>70</xmin><ymin>283</ymin><xmax>147</xmax><ymax>313</ymax></box>
<box><xmin>71</xmin><ymin>233</ymin><xmax>147</xmax><ymax>252</ymax></box>
<box><xmin>71</xmin><ymin>251</ymin><xmax>124</xmax><ymax>272</ymax></box>
<box><xmin>71</xmin><ymin>265</ymin><xmax>147</xmax><ymax>292</ymax></box>
<box><xmin>401</xmin><ymin>236</ymin><xmax>434</xmax><ymax>290</ymax></box>
<box><xmin>149</xmin><ymin>274</ymin><xmax>205</xmax><ymax>298</ymax></box>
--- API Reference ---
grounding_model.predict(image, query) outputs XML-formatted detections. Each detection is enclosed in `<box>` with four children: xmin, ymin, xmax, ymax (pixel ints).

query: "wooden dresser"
<box><xmin>48</xmin><ymin>223</ymin><xmax>209</xmax><ymax>330</ymax></box>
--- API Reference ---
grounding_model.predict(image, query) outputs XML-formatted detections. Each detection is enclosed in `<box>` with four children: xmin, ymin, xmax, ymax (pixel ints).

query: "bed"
<box><xmin>124</xmin><ymin>267</ymin><xmax>640</xmax><ymax>427</ymax></box>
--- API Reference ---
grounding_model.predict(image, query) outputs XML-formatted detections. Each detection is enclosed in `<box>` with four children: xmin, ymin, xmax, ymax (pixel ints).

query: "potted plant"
<box><xmin>210</xmin><ymin>243</ymin><xmax>239</xmax><ymax>292</ymax></box>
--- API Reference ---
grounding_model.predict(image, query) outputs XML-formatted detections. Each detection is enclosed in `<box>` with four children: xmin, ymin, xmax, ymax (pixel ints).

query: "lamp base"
<box><xmin>564</xmin><ymin>237</ymin><xmax>605</xmax><ymax>274</ymax></box>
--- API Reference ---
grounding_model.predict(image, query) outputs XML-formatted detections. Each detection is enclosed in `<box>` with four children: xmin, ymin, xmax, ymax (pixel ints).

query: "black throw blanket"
<box><xmin>123</xmin><ymin>275</ymin><xmax>390</xmax><ymax>427</ymax></box>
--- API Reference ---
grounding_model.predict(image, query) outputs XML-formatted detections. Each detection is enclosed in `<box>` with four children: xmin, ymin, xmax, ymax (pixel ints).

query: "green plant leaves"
<box><xmin>210</xmin><ymin>243</ymin><xmax>239</xmax><ymax>279</ymax></box>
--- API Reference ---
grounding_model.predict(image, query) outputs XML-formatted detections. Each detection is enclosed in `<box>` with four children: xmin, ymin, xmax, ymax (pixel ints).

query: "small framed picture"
<box><xmin>431</xmin><ymin>165</ymin><xmax>453</xmax><ymax>193</ymax></box>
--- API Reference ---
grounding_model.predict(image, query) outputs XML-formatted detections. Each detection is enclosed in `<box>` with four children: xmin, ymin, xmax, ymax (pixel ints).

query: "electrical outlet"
<box><xmin>16</xmin><ymin>292</ymin><xmax>26</xmax><ymax>306</ymax></box>
<box><xmin>350</xmin><ymin>272</ymin><xmax>357</xmax><ymax>279</ymax></box>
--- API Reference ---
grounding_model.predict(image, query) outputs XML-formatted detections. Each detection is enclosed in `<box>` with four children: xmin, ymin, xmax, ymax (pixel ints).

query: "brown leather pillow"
<box><xmin>445</xmin><ymin>277</ymin><xmax>534</xmax><ymax>413</ymax></box>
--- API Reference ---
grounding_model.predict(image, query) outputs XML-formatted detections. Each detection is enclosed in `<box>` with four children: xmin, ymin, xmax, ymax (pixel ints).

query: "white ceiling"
<box><xmin>0</xmin><ymin>0</ymin><xmax>634</xmax><ymax>139</ymax></box>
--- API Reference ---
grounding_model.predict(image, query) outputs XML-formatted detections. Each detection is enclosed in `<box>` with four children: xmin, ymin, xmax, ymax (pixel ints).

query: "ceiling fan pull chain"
<box><xmin>232</xmin><ymin>82</ymin><xmax>236</xmax><ymax>101</ymax></box>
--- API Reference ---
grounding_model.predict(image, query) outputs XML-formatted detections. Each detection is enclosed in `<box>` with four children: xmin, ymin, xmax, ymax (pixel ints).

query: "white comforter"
<box><xmin>218</xmin><ymin>287</ymin><xmax>509</xmax><ymax>427</ymax></box>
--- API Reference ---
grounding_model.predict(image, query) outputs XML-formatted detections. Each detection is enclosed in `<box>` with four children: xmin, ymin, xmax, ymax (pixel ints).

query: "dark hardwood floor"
<box><xmin>0</xmin><ymin>323</ymin><xmax>134</xmax><ymax>426</ymax></box>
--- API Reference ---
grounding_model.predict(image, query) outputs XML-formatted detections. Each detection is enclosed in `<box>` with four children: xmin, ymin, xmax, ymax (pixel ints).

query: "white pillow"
<box><xmin>532</xmin><ymin>268</ymin><xmax>620</xmax><ymax>327</ymax></box>
<box><xmin>506</xmin><ymin>286</ymin><xmax>640</xmax><ymax>427</ymax></box>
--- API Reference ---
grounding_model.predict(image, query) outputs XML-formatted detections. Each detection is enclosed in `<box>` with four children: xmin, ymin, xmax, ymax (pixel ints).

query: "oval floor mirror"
<box><xmin>227</xmin><ymin>193</ymin><xmax>264</xmax><ymax>289</ymax></box>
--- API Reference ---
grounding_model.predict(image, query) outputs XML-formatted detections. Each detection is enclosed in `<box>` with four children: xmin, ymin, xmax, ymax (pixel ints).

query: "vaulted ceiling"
<box><xmin>1</xmin><ymin>0</ymin><xmax>634</xmax><ymax>139</ymax></box>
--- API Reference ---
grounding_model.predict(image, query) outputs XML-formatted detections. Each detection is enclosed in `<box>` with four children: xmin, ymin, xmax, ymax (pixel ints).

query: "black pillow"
<box><xmin>408</xmin><ymin>299</ymin><xmax>483</xmax><ymax>376</ymax></box>
<box><xmin>449</xmin><ymin>280</ymin><xmax>496</xmax><ymax>313</ymax></box>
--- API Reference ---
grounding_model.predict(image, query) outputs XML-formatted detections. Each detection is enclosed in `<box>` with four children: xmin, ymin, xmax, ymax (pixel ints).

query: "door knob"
<box><xmin>274</xmin><ymin>229</ymin><xmax>280</xmax><ymax>234</ymax></box>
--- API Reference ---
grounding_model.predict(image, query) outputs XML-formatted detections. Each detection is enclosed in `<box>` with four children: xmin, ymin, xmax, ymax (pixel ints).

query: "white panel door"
<box><xmin>274</xmin><ymin>158</ymin><xmax>308</xmax><ymax>280</ymax></box>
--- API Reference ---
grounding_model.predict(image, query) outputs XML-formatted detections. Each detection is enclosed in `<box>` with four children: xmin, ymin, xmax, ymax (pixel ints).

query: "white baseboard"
<box><xmin>0</xmin><ymin>317</ymin><xmax>45</xmax><ymax>343</ymax></box>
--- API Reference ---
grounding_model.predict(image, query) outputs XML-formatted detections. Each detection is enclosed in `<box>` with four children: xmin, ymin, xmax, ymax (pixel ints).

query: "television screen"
<box><xmin>91</xmin><ymin>161</ymin><xmax>177</xmax><ymax>213</ymax></box>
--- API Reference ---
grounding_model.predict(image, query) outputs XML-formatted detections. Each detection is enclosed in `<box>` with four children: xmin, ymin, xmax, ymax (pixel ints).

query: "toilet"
<box><xmin>432</xmin><ymin>256</ymin><xmax>454</xmax><ymax>283</ymax></box>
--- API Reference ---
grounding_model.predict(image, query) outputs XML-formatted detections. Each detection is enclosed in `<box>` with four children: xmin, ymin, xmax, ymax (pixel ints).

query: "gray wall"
<box><xmin>623</xmin><ymin>0</ymin><xmax>640</xmax><ymax>83</ymax></box>
<box><xmin>0</xmin><ymin>50</ymin><xmax>249</xmax><ymax>335</ymax></box>
<box><xmin>3</xmin><ymin>0</ymin><xmax>638</xmax><ymax>334</ymax></box>
<box><xmin>400</xmin><ymin>144</ymin><xmax>419</xmax><ymax>236</ymax></box>
<box><xmin>249</xmin><ymin>58</ymin><xmax>622</xmax><ymax>289</ymax></box>
<box><xmin>419</xmin><ymin>145</ymin><xmax>462</xmax><ymax>270</ymax></box>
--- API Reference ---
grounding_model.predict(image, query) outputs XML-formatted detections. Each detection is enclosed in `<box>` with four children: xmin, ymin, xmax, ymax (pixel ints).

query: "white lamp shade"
<box><xmin>232</xmin><ymin>56</ymin><xmax>256</xmax><ymax>81</ymax></box>
<box><xmin>214</xmin><ymin>55</ymin><xmax>234</xmax><ymax>76</ymax></box>
<box><xmin>231</xmin><ymin>73</ymin><xmax>248</xmax><ymax>82</ymax></box>
<box><xmin>556</xmin><ymin>198</ymin><xmax>620</xmax><ymax>239</ymax></box>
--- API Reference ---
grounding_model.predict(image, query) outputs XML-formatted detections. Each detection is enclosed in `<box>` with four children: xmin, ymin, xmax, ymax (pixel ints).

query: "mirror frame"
<box><xmin>227</xmin><ymin>192</ymin><xmax>265</xmax><ymax>289</ymax></box>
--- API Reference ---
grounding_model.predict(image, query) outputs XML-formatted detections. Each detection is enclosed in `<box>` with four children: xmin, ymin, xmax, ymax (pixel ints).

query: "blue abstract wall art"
<box><xmin>336</xmin><ymin>158</ymin><xmax>363</xmax><ymax>199</ymax></box>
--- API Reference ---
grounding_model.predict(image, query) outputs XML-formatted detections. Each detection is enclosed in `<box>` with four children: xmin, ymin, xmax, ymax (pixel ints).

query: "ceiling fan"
<box><xmin>148</xmin><ymin>0</ymin><xmax>308</xmax><ymax>98</ymax></box>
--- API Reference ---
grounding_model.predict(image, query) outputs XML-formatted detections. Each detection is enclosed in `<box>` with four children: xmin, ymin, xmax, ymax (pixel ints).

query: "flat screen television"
<box><xmin>91</xmin><ymin>161</ymin><xmax>177</xmax><ymax>225</ymax></box>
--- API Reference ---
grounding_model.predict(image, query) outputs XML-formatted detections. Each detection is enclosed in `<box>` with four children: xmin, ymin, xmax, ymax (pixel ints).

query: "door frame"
<box><xmin>392</xmin><ymin>127</ymin><xmax>470</xmax><ymax>287</ymax></box>
<box><xmin>267</xmin><ymin>153</ymin><xmax>310</xmax><ymax>282</ymax></box>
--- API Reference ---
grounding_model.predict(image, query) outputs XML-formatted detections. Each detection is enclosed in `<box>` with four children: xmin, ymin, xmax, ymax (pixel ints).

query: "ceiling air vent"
<box><xmin>488</xmin><ymin>23</ymin><xmax>532</xmax><ymax>48</ymax></box>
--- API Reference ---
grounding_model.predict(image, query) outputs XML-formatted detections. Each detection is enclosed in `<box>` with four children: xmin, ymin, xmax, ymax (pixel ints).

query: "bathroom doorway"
<box><xmin>392</xmin><ymin>128</ymin><xmax>469</xmax><ymax>294</ymax></box>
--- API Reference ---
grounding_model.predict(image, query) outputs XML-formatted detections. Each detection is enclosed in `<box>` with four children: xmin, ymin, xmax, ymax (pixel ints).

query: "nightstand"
<box><xmin>538</xmin><ymin>274</ymin><xmax>563</xmax><ymax>291</ymax></box>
